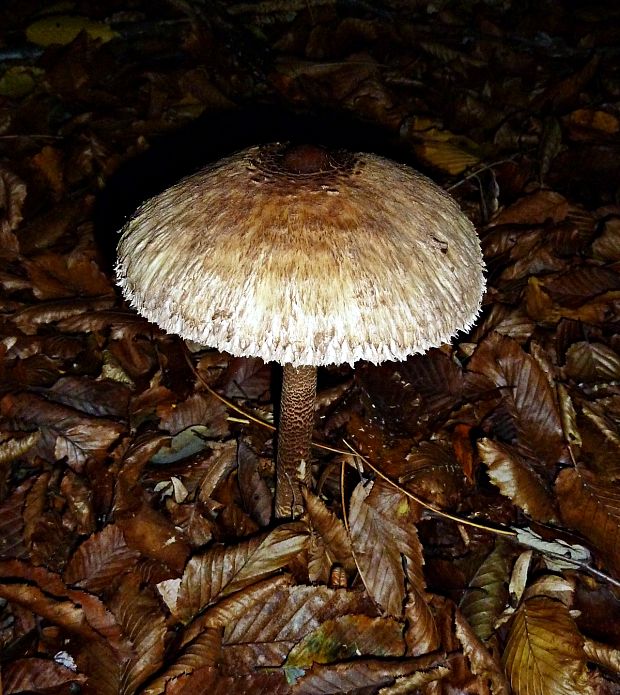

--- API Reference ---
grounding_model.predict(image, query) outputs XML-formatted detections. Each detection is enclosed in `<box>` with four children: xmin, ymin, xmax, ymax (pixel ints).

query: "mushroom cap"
<box><xmin>116</xmin><ymin>143</ymin><xmax>485</xmax><ymax>367</ymax></box>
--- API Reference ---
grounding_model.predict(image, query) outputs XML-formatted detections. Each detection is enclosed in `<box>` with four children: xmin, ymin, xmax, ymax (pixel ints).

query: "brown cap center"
<box><xmin>281</xmin><ymin>144</ymin><xmax>331</xmax><ymax>174</ymax></box>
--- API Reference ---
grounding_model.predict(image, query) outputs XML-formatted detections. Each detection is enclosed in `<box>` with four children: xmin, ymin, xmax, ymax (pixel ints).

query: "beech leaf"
<box><xmin>478</xmin><ymin>438</ymin><xmax>558</xmax><ymax>522</ymax></box>
<box><xmin>349</xmin><ymin>481</ymin><xmax>425</xmax><ymax>616</ymax></box>
<box><xmin>403</xmin><ymin>588</ymin><xmax>439</xmax><ymax>656</ymax></box>
<box><xmin>174</xmin><ymin>523</ymin><xmax>308</xmax><ymax>622</ymax></box>
<box><xmin>143</xmin><ymin>629</ymin><xmax>222</xmax><ymax>695</ymax></box>
<box><xmin>303</xmin><ymin>489</ymin><xmax>355</xmax><ymax>584</ymax></box>
<box><xmin>64</xmin><ymin>523</ymin><xmax>141</xmax><ymax>593</ymax></box>
<box><xmin>502</xmin><ymin>596</ymin><xmax>593</xmax><ymax>695</ymax></box>
<box><xmin>467</xmin><ymin>332</ymin><xmax>565</xmax><ymax>466</ymax></box>
<box><xmin>459</xmin><ymin>540</ymin><xmax>513</xmax><ymax>642</ymax></box>
<box><xmin>110</xmin><ymin>574</ymin><xmax>168</xmax><ymax>694</ymax></box>
<box><xmin>2</xmin><ymin>657</ymin><xmax>87</xmax><ymax>693</ymax></box>
<box><xmin>564</xmin><ymin>342</ymin><xmax>620</xmax><ymax>382</ymax></box>
<box><xmin>0</xmin><ymin>477</ymin><xmax>35</xmax><ymax>559</ymax></box>
<box><xmin>1</xmin><ymin>392</ymin><xmax>123</xmax><ymax>470</ymax></box>
<box><xmin>0</xmin><ymin>559</ymin><xmax>131</xmax><ymax>658</ymax></box>
<box><xmin>556</xmin><ymin>467</ymin><xmax>620</xmax><ymax>574</ymax></box>
<box><xmin>293</xmin><ymin>654</ymin><xmax>448</xmax><ymax>695</ymax></box>
<box><xmin>284</xmin><ymin>614</ymin><xmax>405</xmax><ymax>671</ymax></box>
<box><xmin>455</xmin><ymin>608</ymin><xmax>510</xmax><ymax>694</ymax></box>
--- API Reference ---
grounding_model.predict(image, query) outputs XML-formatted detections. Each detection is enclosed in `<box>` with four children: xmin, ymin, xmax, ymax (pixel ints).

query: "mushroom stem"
<box><xmin>275</xmin><ymin>363</ymin><xmax>317</xmax><ymax>518</ymax></box>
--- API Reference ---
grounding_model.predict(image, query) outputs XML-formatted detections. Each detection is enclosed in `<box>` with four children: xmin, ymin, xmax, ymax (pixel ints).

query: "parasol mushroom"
<box><xmin>116</xmin><ymin>142</ymin><xmax>485</xmax><ymax>518</ymax></box>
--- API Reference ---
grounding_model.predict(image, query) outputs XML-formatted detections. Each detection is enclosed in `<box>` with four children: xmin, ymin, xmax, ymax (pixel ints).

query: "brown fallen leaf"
<box><xmin>2</xmin><ymin>657</ymin><xmax>87</xmax><ymax>694</ymax></box>
<box><xmin>556</xmin><ymin>466</ymin><xmax>620</xmax><ymax>575</ymax></box>
<box><xmin>502</xmin><ymin>595</ymin><xmax>593</xmax><ymax>695</ymax></box>
<box><xmin>403</xmin><ymin>586</ymin><xmax>440</xmax><ymax>657</ymax></box>
<box><xmin>0</xmin><ymin>559</ymin><xmax>131</xmax><ymax>658</ymax></box>
<box><xmin>0</xmin><ymin>477</ymin><xmax>36</xmax><ymax>560</ymax></box>
<box><xmin>292</xmin><ymin>653</ymin><xmax>450</xmax><ymax>695</ymax></box>
<box><xmin>459</xmin><ymin>540</ymin><xmax>513</xmax><ymax>642</ymax></box>
<box><xmin>0</xmin><ymin>392</ymin><xmax>124</xmax><ymax>471</ymax></box>
<box><xmin>109</xmin><ymin>573</ymin><xmax>168</xmax><ymax>694</ymax></box>
<box><xmin>303</xmin><ymin>488</ymin><xmax>355</xmax><ymax>584</ymax></box>
<box><xmin>467</xmin><ymin>332</ymin><xmax>566</xmax><ymax>467</ymax></box>
<box><xmin>349</xmin><ymin>480</ymin><xmax>425</xmax><ymax>617</ymax></box>
<box><xmin>478</xmin><ymin>438</ymin><xmax>558</xmax><ymax>523</ymax></box>
<box><xmin>23</xmin><ymin>249</ymin><xmax>113</xmax><ymax>300</ymax></box>
<box><xmin>0</xmin><ymin>166</ymin><xmax>26</xmax><ymax>260</ymax></box>
<box><xmin>490</xmin><ymin>190</ymin><xmax>569</xmax><ymax>226</ymax></box>
<box><xmin>63</xmin><ymin>523</ymin><xmax>140</xmax><ymax>593</ymax></box>
<box><xmin>455</xmin><ymin>607</ymin><xmax>510</xmax><ymax>695</ymax></box>
<box><xmin>284</xmin><ymin>614</ymin><xmax>405</xmax><ymax>669</ymax></box>
<box><xmin>173</xmin><ymin>523</ymin><xmax>308</xmax><ymax>623</ymax></box>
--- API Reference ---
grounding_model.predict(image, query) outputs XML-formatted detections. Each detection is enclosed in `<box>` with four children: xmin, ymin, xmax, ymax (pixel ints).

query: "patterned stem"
<box><xmin>275</xmin><ymin>364</ymin><xmax>317</xmax><ymax>518</ymax></box>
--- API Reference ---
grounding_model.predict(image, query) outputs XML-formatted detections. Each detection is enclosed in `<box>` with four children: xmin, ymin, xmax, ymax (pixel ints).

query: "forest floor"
<box><xmin>1</xmin><ymin>1</ymin><xmax>620</xmax><ymax>693</ymax></box>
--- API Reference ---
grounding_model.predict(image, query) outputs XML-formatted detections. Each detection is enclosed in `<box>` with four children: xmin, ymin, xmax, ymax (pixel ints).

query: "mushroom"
<box><xmin>116</xmin><ymin>143</ymin><xmax>484</xmax><ymax>518</ymax></box>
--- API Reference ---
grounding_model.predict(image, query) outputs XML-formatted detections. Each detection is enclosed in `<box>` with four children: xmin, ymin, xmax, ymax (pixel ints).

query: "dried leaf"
<box><xmin>110</xmin><ymin>574</ymin><xmax>168</xmax><ymax>694</ymax></box>
<box><xmin>73</xmin><ymin>639</ymin><xmax>121</xmax><ymax>695</ymax></box>
<box><xmin>174</xmin><ymin>523</ymin><xmax>308</xmax><ymax>622</ymax></box>
<box><xmin>513</xmin><ymin>527</ymin><xmax>591</xmax><ymax>572</ymax></box>
<box><xmin>48</xmin><ymin>375</ymin><xmax>131</xmax><ymax>418</ymax></box>
<box><xmin>0</xmin><ymin>166</ymin><xmax>26</xmax><ymax>260</ymax></box>
<box><xmin>23</xmin><ymin>471</ymin><xmax>50</xmax><ymax>546</ymax></box>
<box><xmin>144</xmin><ymin>629</ymin><xmax>221</xmax><ymax>694</ymax></box>
<box><xmin>63</xmin><ymin>524</ymin><xmax>141</xmax><ymax>593</ymax></box>
<box><xmin>592</xmin><ymin>217</ymin><xmax>620</xmax><ymax>261</ymax></box>
<box><xmin>293</xmin><ymin>654</ymin><xmax>448</xmax><ymax>695</ymax></box>
<box><xmin>60</xmin><ymin>470</ymin><xmax>95</xmax><ymax>535</ymax></box>
<box><xmin>459</xmin><ymin>540</ymin><xmax>513</xmax><ymax>642</ymax></box>
<box><xmin>583</xmin><ymin>637</ymin><xmax>620</xmax><ymax>676</ymax></box>
<box><xmin>26</xmin><ymin>14</ymin><xmax>119</xmax><ymax>45</ymax></box>
<box><xmin>285</xmin><ymin>614</ymin><xmax>405</xmax><ymax>670</ymax></box>
<box><xmin>414</xmin><ymin>139</ymin><xmax>479</xmax><ymax>175</ymax></box>
<box><xmin>179</xmin><ymin>575</ymin><xmax>292</xmax><ymax>643</ymax></box>
<box><xmin>525</xmin><ymin>277</ymin><xmax>620</xmax><ymax>326</ymax></box>
<box><xmin>30</xmin><ymin>146</ymin><xmax>64</xmax><ymax>198</ymax></box>
<box><xmin>564</xmin><ymin>342</ymin><xmax>620</xmax><ymax>382</ymax></box>
<box><xmin>403</xmin><ymin>588</ymin><xmax>439</xmax><ymax>656</ymax></box>
<box><xmin>558</xmin><ymin>384</ymin><xmax>581</xmax><ymax>457</ymax></box>
<box><xmin>556</xmin><ymin>467</ymin><xmax>620</xmax><ymax>575</ymax></box>
<box><xmin>0</xmin><ymin>559</ymin><xmax>131</xmax><ymax>657</ymax></box>
<box><xmin>117</xmin><ymin>501</ymin><xmax>190</xmax><ymax>573</ymax></box>
<box><xmin>1</xmin><ymin>392</ymin><xmax>124</xmax><ymax>471</ymax></box>
<box><xmin>187</xmin><ymin>583</ymin><xmax>377</xmax><ymax>676</ymax></box>
<box><xmin>376</xmin><ymin>665</ymin><xmax>451</xmax><ymax>693</ymax></box>
<box><xmin>349</xmin><ymin>481</ymin><xmax>424</xmax><ymax>616</ymax></box>
<box><xmin>238</xmin><ymin>440</ymin><xmax>272</xmax><ymax>527</ymax></box>
<box><xmin>0</xmin><ymin>477</ymin><xmax>35</xmax><ymax>559</ymax></box>
<box><xmin>13</xmin><ymin>297</ymin><xmax>116</xmax><ymax>334</ymax></box>
<box><xmin>544</xmin><ymin>266</ymin><xmax>620</xmax><ymax>306</ymax></box>
<box><xmin>160</xmin><ymin>666</ymin><xmax>289</xmax><ymax>694</ymax></box>
<box><xmin>2</xmin><ymin>657</ymin><xmax>86</xmax><ymax>693</ymax></box>
<box><xmin>303</xmin><ymin>489</ymin><xmax>355</xmax><ymax>584</ymax></box>
<box><xmin>467</xmin><ymin>332</ymin><xmax>565</xmax><ymax>466</ymax></box>
<box><xmin>455</xmin><ymin>608</ymin><xmax>509</xmax><ymax>695</ymax></box>
<box><xmin>478</xmin><ymin>438</ymin><xmax>558</xmax><ymax>522</ymax></box>
<box><xmin>502</xmin><ymin>596</ymin><xmax>593</xmax><ymax>695</ymax></box>
<box><xmin>400</xmin><ymin>441</ymin><xmax>464</xmax><ymax>509</ymax></box>
<box><xmin>0</xmin><ymin>430</ymin><xmax>41</xmax><ymax>465</ymax></box>
<box><xmin>491</xmin><ymin>190</ymin><xmax>569</xmax><ymax>226</ymax></box>
<box><xmin>157</xmin><ymin>391</ymin><xmax>230</xmax><ymax>439</ymax></box>
<box><xmin>219</xmin><ymin>357</ymin><xmax>271</xmax><ymax>401</ymax></box>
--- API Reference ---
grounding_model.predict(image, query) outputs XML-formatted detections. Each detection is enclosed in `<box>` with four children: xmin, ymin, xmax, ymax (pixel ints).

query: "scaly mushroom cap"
<box><xmin>116</xmin><ymin>143</ymin><xmax>485</xmax><ymax>367</ymax></box>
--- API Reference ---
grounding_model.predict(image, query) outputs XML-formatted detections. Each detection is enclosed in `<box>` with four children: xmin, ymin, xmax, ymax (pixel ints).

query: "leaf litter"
<box><xmin>1</xmin><ymin>1</ymin><xmax>620</xmax><ymax>693</ymax></box>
